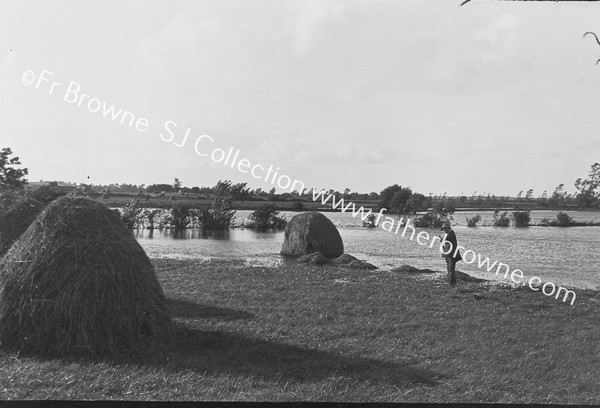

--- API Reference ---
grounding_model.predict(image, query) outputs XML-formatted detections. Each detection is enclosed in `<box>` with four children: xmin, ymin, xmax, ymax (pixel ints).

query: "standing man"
<box><xmin>441</xmin><ymin>221</ymin><xmax>461</xmax><ymax>286</ymax></box>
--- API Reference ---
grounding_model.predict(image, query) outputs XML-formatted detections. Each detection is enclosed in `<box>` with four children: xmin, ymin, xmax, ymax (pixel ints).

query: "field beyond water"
<box><xmin>1</xmin><ymin>258</ymin><xmax>599</xmax><ymax>403</ymax></box>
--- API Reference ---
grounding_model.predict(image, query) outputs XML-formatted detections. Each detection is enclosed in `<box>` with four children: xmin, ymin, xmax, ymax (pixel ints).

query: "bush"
<box><xmin>142</xmin><ymin>209</ymin><xmax>161</xmax><ymax>230</ymax></box>
<box><xmin>121</xmin><ymin>199</ymin><xmax>141</xmax><ymax>229</ymax></box>
<box><xmin>492</xmin><ymin>211</ymin><xmax>510</xmax><ymax>227</ymax></box>
<box><xmin>413</xmin><ymin>205</ymin><xmax>454</xmax><ymax>228</ymax></box>
<box><xmin>413</xmin><ymin>210</ymin><xmax>452</xmax><ymax>228</ymax></box>
<box><xmin>555</xmin><ymin>211</ymin><xmax>574</xmax><ymax>227</ymax></box>
<box><xmin>248</xmin><ymin>204</ymin><xmax>287</xmax><ymax>230</ymax></box>
<box><xmin>512</xmin><ymin>211</ymin><xmax>531</xmax><ymax>227</ymax></box>
<box><xmin>170</xmin><ymin>203</ymin><xmax>193</xmax><ymax>230</ymax></box>
<box><xmin>198</xmin><ymin>181</ymin><xmax>236</xmax><ymax>230</ymax></box>
<box><xmin>465</xmin><ymin>214</ymin><xmax>481</xmax><ymax>227</ymax></box>
<box><xmin>292</xmin><ymin>201</ymin><xmax>304</xmax><ymax>211</ymax></box>
<box><xmin>362</xmin><ymin>213</ymin><xmax>377</xmax><ymax>228</ymax></box>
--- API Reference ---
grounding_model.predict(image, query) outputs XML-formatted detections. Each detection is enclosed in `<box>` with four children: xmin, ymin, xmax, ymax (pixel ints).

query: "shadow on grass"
<box><xmin>167</xmin><ymin>298</ymin><xmax>255</xmax><ymax>320</ymax></box>
<box><xmin>112</xmin><ymin>325</ymin><xmax>442</xmax><ymax>388</ymax></box>
<box><xmin>7</xmin><ymin>300</ymin><xmax>440</xmax><ymax>390</ymax></box>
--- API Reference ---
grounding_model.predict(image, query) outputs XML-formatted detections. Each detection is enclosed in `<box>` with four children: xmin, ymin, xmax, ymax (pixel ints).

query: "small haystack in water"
<box><xmin>0</xmin><ymin>197</ymin><xmax>45</xmax><ymax>257</ymax></box>
<box><xmin>0</xmin><ymin>197</ymin><xmax>172</xmax><ymax>356</ymax></box>
<box><xmin>281</xmin><ymin>211</ymin><xmax>343</xmax><ymax>257</ymax></box>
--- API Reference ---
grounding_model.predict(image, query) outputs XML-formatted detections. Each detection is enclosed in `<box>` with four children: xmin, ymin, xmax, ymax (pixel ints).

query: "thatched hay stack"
<box><xmin>0</xmin><ymin>197</ymin><xmax>172</xmax><ymax>357</ymax></box>
<box><xmin>0</xmin><ymin>197</ymin><xmax>45</xmax><ymax>257</ymax></box>
<box><xmin>281</xmin><ymin>211</ymin><xmax>343</xmax><ymax>257</ymax></box>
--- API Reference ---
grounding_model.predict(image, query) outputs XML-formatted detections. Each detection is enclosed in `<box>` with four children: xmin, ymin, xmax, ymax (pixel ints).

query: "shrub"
<box><xmin>170</xmin><ymin>203</ymin><xmax>193</xmax><ymax>230</ymax></box>
<box><xmin>555</xmin><ymin>211</ymin><xmax>574</xmax><ymax>227</ymax></box>
<box><xmin>512</xmin><ymin>211</ymin><xmax>531</xmax><ymax>227</ymax></box>
<box><xmin>492</xmin><ymin>210</ymin><xmax>510</xmax><ymax>227</ymax></box>
<box><xmin>292</xmin><ymin>201</ymin><xmax>304</xmax><ymax>211</ymax></box>
<box><xmin>198</xmin><ymin>181</ymin><xmax>236</xmax><ymax>230</ymax></box>
<box><xmin>143</xmin><ymin>209</ymin><xmax>160</xmax><ymax>230</ymax></box>
<box><xmin>121</xmin><ymin>199</ymin><xmax>141</xmax><ymax>229</ymax></box>
<box><xmin>413</xmin><ymin>206</ymin><xmax>453</xmax><ymax>228</ymax></box>
<box><xmin>248</xmin><ymin>204</ymin><xmax>287</xmax><ymax>230</ymax></box>
<box><xmin>362</xmin><ymin>213</ymin><xmax>377</xmax><ymax>228</ymax></box>
<box><xmin>465</xmin><ymin>214</ymin><xmax>481</xmax><ymax>227</ymax></box>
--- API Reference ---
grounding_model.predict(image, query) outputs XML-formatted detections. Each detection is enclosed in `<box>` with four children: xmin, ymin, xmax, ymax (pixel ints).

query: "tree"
<box><xmin>198</xmin><ymin>180</ymin><xmax>236</xmax><ymax>230</ymax></box>
<box><xmin>248</xmin><ymin>204</ymin><xmax>287</xmax><ymax>230</ymax></box>
<box><xmin>231</xmin><ymin>182</ymin><xmax>252</xmax><ymax>201</ymax></box>
<box><xmin>548</xmin><ymin>184</ymin><xmax>566</xmax><ymax>209</ymax></box>
<box><xmin>525</xmin><ymin>189</ymin><xmax>534</xmax><ymax>199</ymax></box>
<box><xmin>575</xmin><ymin>163</ymin><xmax>600</xmax><ymax>208</ymax></box>
<box><xmin>379</xmin><ymin>184</ymin><xmax>413</xmax><ymax>213</ymax></box>
<box><xmin>174</xmin><ymin>178</ymin><xmax>182</xmax><ymax>192</ymax></box>
<box><xmin>146</xmin><ymin>184</ymin><xmax>175</xmax><ymax>194</ymax></box>
<box><xmin>405</xmin><ymin>193</ymin><xmax>427</xmax><ymax>214</ymax></box>
<box><xmin>0</xmin><ymin>147</ymin><xmax>28</xmax><ymax>191</ymax></box>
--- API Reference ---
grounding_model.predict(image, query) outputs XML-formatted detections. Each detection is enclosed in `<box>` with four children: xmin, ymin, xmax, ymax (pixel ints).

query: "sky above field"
<box><xmin>1</xmin><ymin>0</ymin><xmax>600</xmax><ymax>196</ymax></box>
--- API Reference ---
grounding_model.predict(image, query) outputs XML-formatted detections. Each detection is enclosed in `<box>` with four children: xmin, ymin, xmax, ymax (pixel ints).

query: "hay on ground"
<box><xmin>331</xmin><ymin>253</ymin><xmax>359</xmax><ymax>264</ymax></box>
<box><xmin>297</xmin><ymin>251</ymin><xmax>330</xmax><ymax>265</ymax></box>
<box><xmin>391</xmin><ymin>265</ymin><xmax>436</xmax><ymax>274</ymax></box>
<box><xmin>347</xmin><ymin>260</ymin><xmax>378</xmax><ymax>270</ymax></box>
<box><xmin>296</xmin><ymin>251</ymin><xmax>377</xmax><ymax>270</ymax></box>
<box><xmin>280</xmin><ymin>211</ymin><xmax>343</xmax><ymax>257</ymax></box>
<box><xmin>0</xmin><ymin>196</ymin><xmax>173</xmax><ymax>357</ymax></box>
<box><xmin>0</xmin><ymin>197</ymin><xmax>45</xmax><ymax>257</ymax></box>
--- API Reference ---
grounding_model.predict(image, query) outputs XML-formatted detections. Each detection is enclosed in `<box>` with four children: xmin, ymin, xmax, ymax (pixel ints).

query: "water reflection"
<box><xmin>134</xmin><ymin>228</ymin><xmax>284</xmax><ymax>243</ymax></box>
<box><xmin>135</xmin><ymin>229</ymin><xmax>233</xmax><ymax>240</ymax></box>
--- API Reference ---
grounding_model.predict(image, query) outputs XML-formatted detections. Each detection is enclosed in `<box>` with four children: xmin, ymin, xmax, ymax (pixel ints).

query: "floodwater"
<box><xmin>135</xmin><ymin>210</ymin><xmax>600</xmax><ymax>290</ymax></box>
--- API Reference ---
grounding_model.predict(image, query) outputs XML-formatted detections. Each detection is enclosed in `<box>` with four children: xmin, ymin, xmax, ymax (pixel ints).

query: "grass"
<box><xmin>1</xmin><ymin>258</ymin><xmax>599</xmax><ymax>402</ymax></box>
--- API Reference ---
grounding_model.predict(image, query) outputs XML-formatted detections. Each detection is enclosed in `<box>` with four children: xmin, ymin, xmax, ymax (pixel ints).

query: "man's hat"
<box><xmin>440</xmin><ymin>221</ymin><xmax>451</xmax><ymax>231</ymax></box>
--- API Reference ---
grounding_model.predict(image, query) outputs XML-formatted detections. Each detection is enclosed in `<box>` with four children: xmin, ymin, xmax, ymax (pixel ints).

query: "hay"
<box><xmin>297</xmin><ymin>252</ymin><xmax>330</xmax><ymax>265</ymax></box>
<box><xmin>0</xmin><ymin>197</ymin><xmax>173</xmax><ymax>357</ymax></box>
<box><xmin>0</xmin><ymin>197</ymin><xmax>45</xmax><ymax>257</ymax></box>
<box><xmin>391</xmin><ymin>265</ymin><xmax>436</xmax><ymax>274</ymax></box>
<box><xmin>296</xmin><ymin>251</ymin><xmax>377</xmax><ymax>270</ymax></box>
<box><xmin>331</xmin><ymin>253</ymin><xmax>359</xmax><ymax>264</ymax></box>
<box><xmin>280</xmin><ymin>212</ymin><xmax>343</xmax><ymax>257</ymax></box>
<box><xmin>347</xmin><ymin>260</ymin><xmax>378</xmax><ymax>270</ymax></box>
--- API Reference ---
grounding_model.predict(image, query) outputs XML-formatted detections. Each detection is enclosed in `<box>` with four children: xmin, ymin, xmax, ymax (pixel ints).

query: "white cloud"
<box><xmin>136</xmin><ymin>14</ymin><xmax>221</xmax><ymax>76</ymax></box>
<box><xmin>474</xmin><ymin>14</ymin><xmax>520</xmax><ymax>63</ymax></box>
<box><xmin>289</xmin><ymin>0</ymin><xmax>345</xmax><ymax>56</ymax></box>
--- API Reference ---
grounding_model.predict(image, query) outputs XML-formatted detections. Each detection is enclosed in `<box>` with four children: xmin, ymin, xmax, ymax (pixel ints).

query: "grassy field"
<box><xmin>1</xmin><ymin>258</ymin><xmax>599</xmax><ymax>402</ymax></box>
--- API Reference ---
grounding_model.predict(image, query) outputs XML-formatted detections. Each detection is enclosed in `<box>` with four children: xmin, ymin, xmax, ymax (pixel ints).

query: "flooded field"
<box><xmin>136</xmin><ymin>210</ymin><xmax>600</xmax><ymax>289</ymax></box>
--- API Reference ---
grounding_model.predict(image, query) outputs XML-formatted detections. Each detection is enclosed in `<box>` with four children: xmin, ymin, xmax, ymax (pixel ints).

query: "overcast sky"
<box><xmin>1</xmin><ymin>0</ymin><xmax>600</xmax><ymax>196</ymax></box>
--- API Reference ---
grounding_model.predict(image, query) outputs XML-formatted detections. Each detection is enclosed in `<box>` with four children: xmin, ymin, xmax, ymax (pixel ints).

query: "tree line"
<box><xmin>1</xmin><ymin>147</ymin><xmax>599</xmax><ymax>210</ymax></box>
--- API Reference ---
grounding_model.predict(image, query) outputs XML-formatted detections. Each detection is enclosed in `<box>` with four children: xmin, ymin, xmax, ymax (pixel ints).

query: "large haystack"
<box><xmin>0</xmin><ymin>197</ymin><xmax>45</xmax><ymax>257</ymax></box>
<box><xmin>0</xmin><ymin>197</ymin><xmax>172</xmax><ymax>356</ymax></box>
<box><xmin>280</xmin><ymin>211</ymin><xmax>343</xmax><ymax>257</ymax></box>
